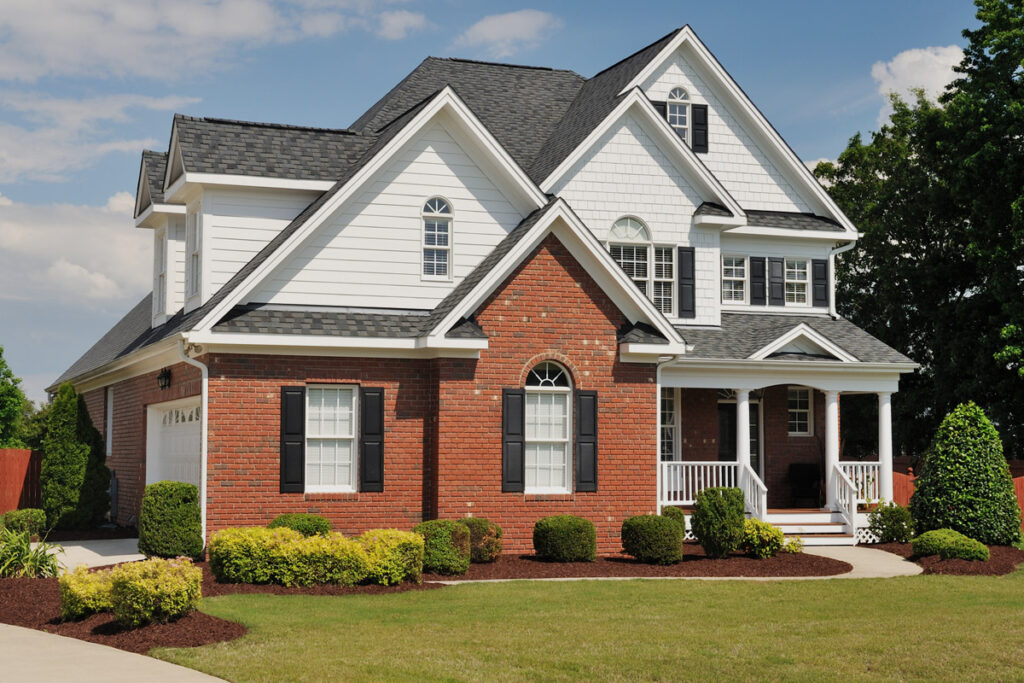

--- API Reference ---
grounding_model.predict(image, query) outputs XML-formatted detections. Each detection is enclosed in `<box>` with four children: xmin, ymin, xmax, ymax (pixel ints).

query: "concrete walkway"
<box><xmin>47</xmin><ymin>538</ymin><xmax>145</xmax><ymax>573</ymax></box>
<box><xmin>0</xmin><ymin>624</ymin><xmax>221</xmax><ymax>682</ymax></box>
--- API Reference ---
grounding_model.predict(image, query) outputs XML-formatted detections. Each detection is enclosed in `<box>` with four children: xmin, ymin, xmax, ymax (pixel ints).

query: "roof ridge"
<box><xmin>176</xmin><ymin>113</ymin><xmax>358</xmax><ymax>134</ymax></box>
<box><xmin>587</xmin><ymin>26</ymin><xmax>683</xmax><ymax>80</ymax></box>
<box><xmin>429</xmin><ymin>56</ymin><xmax>580</xmax><ymax>75</ymax></box>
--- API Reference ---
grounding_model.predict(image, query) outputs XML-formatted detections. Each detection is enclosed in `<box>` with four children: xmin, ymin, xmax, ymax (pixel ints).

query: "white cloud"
<box><xmin>454</xmin><ymin>9</ymin><xmax>562</xmax><ymax>58</ymax></box>
<box><xmin>871</xmin><ymin>45</ymin><xmax>963</xmax><ymax>126</ymax></box>
<box><xmin>0</xmin><ymin>193</ymin><xmax>12</xmax><ymax>207</ymax></box>
<box><xmin>0</xmin><ymin>193</ymin><xmax>150</xmax><ymax>305</ymax></box>
<box><xmin>377</xmin><ymin>10</ymin><xmax>429</xmax><ymax>40</ymax></box>
<box><xmin>0</xmin><ymin>91</ymin><xmax>198</xmax><ymax>183</ymax></box>
<box><xmin>0</xmin><ymin>0</ymin><xmax>424</xmax><ymax>82</ymax></box>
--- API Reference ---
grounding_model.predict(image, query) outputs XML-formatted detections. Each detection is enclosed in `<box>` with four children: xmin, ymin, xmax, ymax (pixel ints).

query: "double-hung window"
<box><xmin>785</xmin><ymin>259</ymin><xmax>808</xmax><ymax>304</ymax></box>
<box><xmin>660</xmin><ymin>387</ymin><xmax>677</xmax><ymax>461</ymax></box>
<box><xmin>721</xmin><ymin>256</ymin><xmax>746</xmax><ymax>303</ymax></box>
<box><xmin>154</xmin><ymin>229</ymin><xmax>167</xmax><ymax>316</ymax></box>
<box><xmin>666</xmin><ymin>87</ymin><xmax>690</xmax><ymax>143</ymax></box>
<box><xmin>305</xmin><ymin>386</ymin><xmax>357</xmax><ymax>492</ymax></box>
<box><xmin>607</xmin><ymin>217</ymin><xmax>675</xmax><ymax>316</ymax></box>
<box><xmin>422</xmin><ymin>197</ymin><xmax>451</xmax><ymax>279</ymax></box>
<box><xmin>185</xmin><ymin>210</ymin><xmax>201</xmax><ymax>299</ymax></box>
<box><xmin>524</xmin><ymin>362</ymin><xmax>571</xmax><ymax>494</ymax></box>
<box><xmin>787</xmin><ymin>387</ymin><xmax>812</xmax><ymax>436</ymax></box>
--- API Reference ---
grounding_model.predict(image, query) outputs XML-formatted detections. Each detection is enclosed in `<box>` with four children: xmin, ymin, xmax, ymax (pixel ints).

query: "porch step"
<box><xmin>776</xmin><ymin>522</ymin><xmax>846</xmax><ymax>535</ymax></box>
<box><xmin>787</xmin><ymin>533</ymin><xmax>856</xmax><ymax>547</ymax></box>
<box><xmin>764</xmin><ymin>510</ymin><xmax>845</xmax><ymax>525</ymax></box>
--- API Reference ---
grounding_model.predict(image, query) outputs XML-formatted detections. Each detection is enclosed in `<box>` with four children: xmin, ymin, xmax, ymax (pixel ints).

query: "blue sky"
<box><xmin>0</xmin><ymin>0</ymin><xmax>977</xmax><ymax>403</ymax></box>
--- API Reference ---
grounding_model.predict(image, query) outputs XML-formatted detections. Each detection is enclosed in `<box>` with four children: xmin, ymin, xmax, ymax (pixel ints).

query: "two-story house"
<box><xmin>51</xmin><ymin>26</ymin><xmax>916</xmax><ymax>552</ymax></box>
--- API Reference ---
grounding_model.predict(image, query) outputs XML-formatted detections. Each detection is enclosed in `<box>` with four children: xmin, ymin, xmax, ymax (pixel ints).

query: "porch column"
<box><xmin>824</xmin><ymin>390</ymin><xmax>840</xmax><ymax>508</ymax></box>
<box><xmin>878</xmin><ymin>392</ymin><xmax>894</xmax><ymax>501</ymax></box>
<box><xmin>735</xmin><ymin>389</ymin><xmax>751</xmax><ymax>469</ymax></box>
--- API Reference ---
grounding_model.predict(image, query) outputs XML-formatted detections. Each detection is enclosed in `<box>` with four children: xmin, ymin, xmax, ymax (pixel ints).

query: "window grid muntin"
<box><xmin>667</xmin><ymin>87</ymin><xmax>690</xmax><ymax>143</ymax></box>
<box><xmin>785</xmin><ymin>259</ymin><xmax>809</xmax><ymax>304</ymax></box>
<box><xmin>722</xmin><ymin>256</ymin><xmax>747</xmax><ymax>303</ymax></box>
<box><xmin>660</xmin><ymin>387</ymin><xmax>676</xmax><ymax>461</ymax></box>
<box><xmin>607</xmin><ymin>218</ymin><xmax>675</xmax><ymax>316</ymax></box>
<box><xmin>305</xmin><ymin>386</ymin><xmax>357</xmax><ymax>492</ymax></box>
<box><xmin>525</xmin><ymin>362</ymin><xmax>571</xmax><ymax>493</ymax></box>
<box><xmin>787</xmin><ymin>387</ymin><xmax>812</xmax><ymax>436</ymax></box>
<box><xmin>422</xmin><ymin>197</ymin><xmax>452</xmax><ymax>279</ymax></box>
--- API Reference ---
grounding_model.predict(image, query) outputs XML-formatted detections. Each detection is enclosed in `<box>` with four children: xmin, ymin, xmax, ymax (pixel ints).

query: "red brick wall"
<box><xmin>434</xmin><ymin>234</ymin><xmax>658</xmax><ymax>553</ymax></box>
<box><xmin>679</xmin><ymin>389</ymin><xmax>719</xmax><ymax>461</ymax></box>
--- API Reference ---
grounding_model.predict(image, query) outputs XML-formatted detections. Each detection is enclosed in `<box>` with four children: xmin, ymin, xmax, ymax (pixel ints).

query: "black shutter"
<box><xmin>750</xmin><ymin>257</ymin><xmax>767</xmax><ymax>306</ymax></box>
<box><xmin>677</xmin><ymin>246</ymin><xmax>696</xmax><ymax>319</ymax></box>
<box><xmin>812</xmin><ymin>259</ymin><xmax>829</xmax><ymax>308</ymax></box>
<box><xmin>502</xmin><ymin>389</ymin><xmax>525</xmax><ymax>492</ymax></box>
<box><xmin>575</xmin><ymin>391</ymin><xmax>598</xmax><ymax>492</ymax></box>
<box><xmin>768</xmin><ymin>257</ymin><xmax>785</xmax><ymax>306</ymax></box>
<box><xmin>652</xmin><ymin>101</ymin><xmax>667</xmax><ymax>119</ymax></box>
<box><xmin>280</xmin><ymin>386</ymin><xmax>305</xmax><ymax>493</ymax></box>
<box><xmin>359</xmin><ymin>387</ymin><xmax>385</xmax><ymax>492</ymax></box>
<box><xmin>691</xmin><ymin>104</ymin><xmax>709</xmax><ymax>153</ymax></box>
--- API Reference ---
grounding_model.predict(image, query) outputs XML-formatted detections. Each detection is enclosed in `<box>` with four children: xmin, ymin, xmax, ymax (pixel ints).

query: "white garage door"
<box><xmin>147</xmin><ymin>399</ymin><xmax>201</xmax><ymax>487</ymax></box>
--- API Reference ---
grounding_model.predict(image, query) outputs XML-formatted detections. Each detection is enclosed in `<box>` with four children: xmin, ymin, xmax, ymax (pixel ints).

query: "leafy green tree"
<box><xmin>0</xmin><ymin>346</ymin><xmax>27</xmax><ymax>448</ymax></box>
<box><xmin>19</xmin><ymin>400</ymin><xmax>51</xmax><ymax>452</ymax></box>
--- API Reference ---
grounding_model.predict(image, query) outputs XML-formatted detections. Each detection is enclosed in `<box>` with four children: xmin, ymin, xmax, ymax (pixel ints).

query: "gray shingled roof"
<box><xmin>745</xmin><ymin>210</ymin><xmax>844</xmax><ymax>232</ymax></box>
<box><xmin>677</xmin><ymin>313</ymin><xmax>914</xmax><ymax>364</ymax></box>
<box><xmin>141</xmin><ymin>150</ymin><xmax>167</xmax><ymax>205</ymax></box>
<box><xmin>215</xmin><ymin>306</ymin><xmax>429</xmax><ymax>338</ymax></box>
<box><xmin>694</xmin><ymin>202</ymin><xmax>733</xmax><ymax>217</ymax></box>
<box><xmin>619</xmin><ymin>322</ymin><xmax>669</xmax><ymax>344</ymax></box>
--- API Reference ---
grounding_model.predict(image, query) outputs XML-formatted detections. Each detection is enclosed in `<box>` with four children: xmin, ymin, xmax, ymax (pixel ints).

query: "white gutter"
<box><xmin>828</xmin><ymin>240</ymin><xmax>857</xmax><ymax>318</ymax></box>
<box><xmin>176</xmin><ymin>340</ymin><xmax>209</xmax><ymax>546</ymax></box>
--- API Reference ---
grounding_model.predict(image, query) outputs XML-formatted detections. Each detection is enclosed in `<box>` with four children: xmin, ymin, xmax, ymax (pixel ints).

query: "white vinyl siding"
<box><xmin>787</xmin><ymin>387</ymin><xmax>812</xmax><ymax>436</ymax></box>
<box><xmin>305</xmin><ymin>386</ymin><xmax>357</xmax><ymax>492</ymax></box>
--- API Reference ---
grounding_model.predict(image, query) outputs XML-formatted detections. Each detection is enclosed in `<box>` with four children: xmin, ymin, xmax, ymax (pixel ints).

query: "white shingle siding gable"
<box><xmin>549</xmin><ymin>111</ymin><xmax>719</xmax><ymax>325</ymax></box>
<box><xmin>641</xmin><ymin>49</ymin><xmax>811</xmax><ymax>213</ymax></box>
<box><xmin>250</xmin><ymin>122</ymin><xmax>523</xmax><ymax>309</ymax></box>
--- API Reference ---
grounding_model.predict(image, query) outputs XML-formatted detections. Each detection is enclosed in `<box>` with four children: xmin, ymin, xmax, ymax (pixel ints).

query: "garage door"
<box><xmin>147</xmin><ymin>399</ymin><xmax>201</xmax><ymax>487</ymax></box>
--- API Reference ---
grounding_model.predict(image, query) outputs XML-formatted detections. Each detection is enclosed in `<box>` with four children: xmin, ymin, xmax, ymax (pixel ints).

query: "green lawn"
<box><xmin>155</xmin><ymin>571</ymin><xmax>1024</xmax><ymax>682</ymax></box>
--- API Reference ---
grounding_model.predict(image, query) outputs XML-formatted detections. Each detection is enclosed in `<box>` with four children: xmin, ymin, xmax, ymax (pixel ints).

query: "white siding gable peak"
<box><xmin>748</xmin><ymin>323</ymin><xmax>858</xmax><ymax>363</ymax></box>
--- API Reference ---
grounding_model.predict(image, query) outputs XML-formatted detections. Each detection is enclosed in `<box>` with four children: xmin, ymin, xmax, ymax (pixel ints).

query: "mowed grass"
<box><xmin>155</xmin><ymin>571</ymin><xmax>1024</xmax><ymax>682</ymax></box>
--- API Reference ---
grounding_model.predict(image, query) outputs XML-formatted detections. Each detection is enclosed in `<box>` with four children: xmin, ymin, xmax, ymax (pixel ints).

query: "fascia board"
<box><xmin>187</xmin><ymin>331</ymin><xmax>419</xmax><ymax>350</ymax></box>
<box><xmin>51</xmin><ymin>338</ymin><xmax>180</xmax><ymax>395</ymax></box>
<box><xmin>668</xmin><ymin>358</ymin><xmax>919</xmax><ymax>373</ymax></box>
<box><xmin>134</xmin><ymin>162</ymin><xmax>150</xmax><ymax>219</ymax></box>
<box><xmin>135</xmin><ymin>203</ymin><xmax>187</xmax><ymax>229</ymax></box>
<box><xmin>181</xmin><ymin>174</ymin><xmax>335</xmax><ymax>192</ymax></box>
<box><xmin>193</xmin><ymin>342</ymin><xmax>483</xmax><ymax>360</ymax></box>
<box><xmin>748</xmin><ymin>323</ymin><xmax>858</xmax><ymax>362</ymax></box>
<box><xmin>617</xmin><ymin>26</ymin><xmax>693</xmax><ymax>97</ymax></box>
<box><xmin>621</xmin><ymin>342</ymin><xmax>685</xmax><ymax>355</ymax></box>
<box><xmin>723</xmin><ymin>226</ymin><xmax>860</xmax><ymax>241</ymax></box>
<box><xmin>693</xmin><ymin>214</ymin><xmax>746</xmax><ymax>228</ymax></box>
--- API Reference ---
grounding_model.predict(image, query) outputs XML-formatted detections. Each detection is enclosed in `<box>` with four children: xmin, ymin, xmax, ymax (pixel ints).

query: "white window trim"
<box><xmin>153</xmin><ymin>228</ymin><xmax>167</xmax><ymax>318</ymax></box>
<box><xmin>304</xmin><ymin>384</ymin><xmax>359</xmax><ymax>493</ymax></box>
<box><xmin>105</xmin><ymin>388</ymin><xmax>114</xmax><ymax>459</ymax></box>
<box><xmin>524</xmin><ymin>383</ymin><xmax>572</xmax><ymax>495</ymax></box>
<box><xmin>667</xmin><ymin>87</ymin><xmax>690</xmax><ymax>145</ymax></box>
<box><xmin>185</xmin><ymin>209</ymin><xmax>201</xmax><ymax>300</ymax></box>
<box><xmin>784</xmin><ymin>258</ymin><xmax>810</xmax><ymax>307</ymax></box>
<box><xmin>421</xmin><ymin>197</ymin><xmax>453</xmax><ymax>282</ymax></box>
<box><xmin>787</xmin><ymin>386</ymin><xmax>813</xmax><ymax>437</ymax></box>
<box><xmin>606</xmin><ymin>217</ymin><xmax>676</xmax><ymax>317</ymax></box>
<box><xmin>721</xmin><ymin>255</ymin><xmax>747</xmax><ymax>305</ymax></box>
<box><xmin>660</xmin><ymin>387</ymin><xmax>680</xmax><ymax>462</ymax></box>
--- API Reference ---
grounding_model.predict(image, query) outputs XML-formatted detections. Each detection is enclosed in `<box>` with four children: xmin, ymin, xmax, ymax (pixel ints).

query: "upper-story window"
<box><xmin>722</xmin><ymin>256</ymin><xmax>746</xmax><ymax>303</ymax></box>
<box><xmin>785</xmin><ymin>259</ymin><xmax>808</xmax><ymax>304</ymax></box>
<box><xmin>525</xmin><ymin>361</ymin><xmax>572</xmax><ymax>494</ymax></box>
<box><xmin>667</xmin><ymin>87</ymin><xmax>690</xmax><ymax>143</ymax></box>
<box><xmin>185</xmin><ymin>210</ymin><xmax>201</xmax><ymax>299</ymax></box>
<box><xmin>422</xmin><ymin>197</ymin><xmax>452</xmax><ymax>279</ymax></box>
<box><xmin>607</xmin><ymin>217</ymin><xmax>674</xmax><ymax>316</ymax></box>
<box><xmin>153</xmin><ymin>228</ymin><xmax>167</xmax><ymax>316</ymax></box>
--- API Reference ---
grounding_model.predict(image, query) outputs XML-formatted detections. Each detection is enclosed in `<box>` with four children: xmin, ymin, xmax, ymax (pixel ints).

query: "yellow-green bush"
<box><xmin>59</xmin><ymin>565</ymin><xmax>114</xmax><ymax>620</ymax></box>
<box><xmin>357</xmin><ymin>529</ymin><xmax>424</xmax><ymax>585</ymax></box>
<box><xmin>208</xmin><ymin>527</ymin><xmax>302</xmax><ymax>584</ymax></box>
<box><xmin>109</xmin><ymin>557</ymin><xmax>201</xmax><ymax>628</ymax></box>
<box><xmin>741</xmin><ymin>518</ymin><xmax>785</xmax><ymax>559</ymax></box>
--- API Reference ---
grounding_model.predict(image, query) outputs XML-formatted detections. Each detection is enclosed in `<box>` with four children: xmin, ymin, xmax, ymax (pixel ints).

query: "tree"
<box><xmin>910</xmin><ymin>402</ymin><xmax>1021</xmax><ymax>545</ymax></box>
<box><xmin>0</xmin><ymin>346</ymin><xmax>27</xmax><ymax>448</ymax></box>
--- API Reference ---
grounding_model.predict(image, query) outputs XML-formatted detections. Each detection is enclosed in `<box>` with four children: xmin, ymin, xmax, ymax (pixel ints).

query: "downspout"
<box><xmin>827</xmin><ymin>240</ymin><xmax>857</xmax><ymax>319</ymax></box>
<box><xmin>176</xmin><ymin>339</ymin><xmax>209</xmax><ymax>546</ymax></box>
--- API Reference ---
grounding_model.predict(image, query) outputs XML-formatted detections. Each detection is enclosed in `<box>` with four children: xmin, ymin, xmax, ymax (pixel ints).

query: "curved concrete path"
<box><xmin>0</xmin><ymin>624</ymin><xmax>221</xmax><ymax>682</ymax></box>
<box><xmin>33</xmin><ymin>538</ymin><xmax>145</xmax><ymax>573</ymax></box>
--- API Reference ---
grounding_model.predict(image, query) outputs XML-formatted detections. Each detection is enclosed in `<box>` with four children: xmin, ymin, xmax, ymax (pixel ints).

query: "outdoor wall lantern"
<box><xmin>157</xmin><ymin>367</ymin><xmax>172</xmax><ymax>390</ymax></box>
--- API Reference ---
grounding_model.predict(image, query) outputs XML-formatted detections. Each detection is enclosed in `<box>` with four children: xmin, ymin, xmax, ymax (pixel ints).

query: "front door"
<box><xmin>717</xmin><ymin>402</ymin><xmax>761</xmax><ymax>475</ymax></box>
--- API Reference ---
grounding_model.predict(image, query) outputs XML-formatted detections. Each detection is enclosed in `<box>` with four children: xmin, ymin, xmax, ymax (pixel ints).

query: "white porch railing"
<box><xmin>659</xmin><ymin>461</ymin><xmax>738</xmax><ymax>506</ymax></box>
<box><xmin>833</xmin><ymin>464</ymin><xmax>857</xmax><ymax>530</ymax></box>
<box><xmin>740</xmin><ymin>462</ymin><xmax>767</xmax><ymax>519</ymax></box>
<box><xmin>839</xmin><ymin>462</ymin><xmax>881</xmax><ymax>504</ymax></box>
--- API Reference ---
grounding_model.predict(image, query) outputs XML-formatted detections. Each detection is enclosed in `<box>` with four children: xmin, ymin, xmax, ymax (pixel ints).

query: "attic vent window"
<box><xmin>422</xmin><ymin>197</ymin><xmax>452</xmax><ymax>279</ymax></box>
<box><xmin>667</xmin><ymin>87</ymin><xmax>689</xmax><ymax>143</ymax></box>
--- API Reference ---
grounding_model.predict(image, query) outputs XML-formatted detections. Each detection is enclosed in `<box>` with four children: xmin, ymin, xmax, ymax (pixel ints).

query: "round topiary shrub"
<box><xmin>532</xmin><ymin>515</ymin><xmax>596</xmax><ymax>562</ymax></box>
<box><xmin>137</xmin><ymin>481</ymin><xmax>203</xmax><ymax>559</ymax></box>
<box><xmin>459</xmin><ymin>517</ymin><xmax>503</xmax><ymax>563</ymax></box>
<box><xmin>413</xmin><ymin>519</ymin><xmax>470</xmax><ymax>575</ymax></box>
<box><xmin>867</xmin><ymin>501</ymin><xmax>914</xmax><ymax>543</ymax></box>
<box><xmin>109</xmin><ymin>557</ymin><xmax>201</xmax><ymax>628</ymax></box>
<box><xmin>268</xmin><ymin>513</ymin><xmax>330</xmax><ymax>537</ymax></box>
<box><xmin>690</xmin><ymin>487</ymin><xmax>745</xmax><ymax>559</ymax></box>
<box><xmin>660</xmin><ymin>505</ymin><xmax>687</xmax><ymax>529</ymax></box>
<box><xmin>910</xmin><ymin>402</ymin><xmax>1022</xmax><ymax>545</ymax></box>
<box><xmin>741</xmin><ymin>518</ymin><xmax>784</xmax><ymax>559</ymax></box>
<box><xmin>621</xmin><ymin>515</ymin><xmax>683</xmax><ymax>565</ymax></box>
<box><xmin>912</xmin><ymin>528</ymin><xmax>990</xmax><ymax>561</ymax></box>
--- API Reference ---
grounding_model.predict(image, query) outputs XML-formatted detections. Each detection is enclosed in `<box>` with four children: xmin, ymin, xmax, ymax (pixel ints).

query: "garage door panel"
<box><xmin>147</xmin><ymin>400</ymin><xmax>201</xmax><ymax>489</ymax></box>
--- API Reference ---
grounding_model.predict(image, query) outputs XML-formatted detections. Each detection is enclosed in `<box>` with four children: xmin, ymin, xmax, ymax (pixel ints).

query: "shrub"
<box><xmin>357</xmin><ymin>529</ymin><xmax>424</xmax><ymax>585</ymax></box>
<box><xmin>781</xmin><ymin>537</ymin><xmax>804</xmax><ymax>554</ymax></box>
<box><xmin>459</xmin><ymin>518</ymin><xmax>503</xmax><ymax>563</ymax></box>
<box><xmin>0</xmin><ymin>528</ymin><xmax>61</xmax><ymax>578</ymax></box>
<box><xmin>660</xmin><ymin>506</ymin><xmax>687</xmax><ymax>529</ymax></box>
<box><xmin>138</xmin><ymin>481</ymin><xmax>204</xmax><ymax>559</ymax></box>
<box><xmin>268</xmin><ymin>513</ymin><xmax>330</xmax><ymax>537</ymax></box>
<box><xmin>59</xmin><ymin>566</ymin><xmax>114</xmax><ymax>620</ymax></box>
<box><xmin>110</xmin><ymin>557</ymin><xmax>202</xmax><ymax>628</ymax></box>
<box><xmin>208</xmin><ymin>527</ymin><xmax>303</xmax><ymax>584</ymax></box>
<box><xmin>742</xmin><ymin>518</ymin><xmax>785</xmax><ymax>559</ymax></box>
<box><xmin>868</xmin><ymin>501</ymin><xmax>914</xmax><ymax>543</ymax></box>
<box><xmin>413</xmin><ymin>520</ymin><xmax>470</xmax><ymax>575</ymax></box>
<box><xmin>690</xmin><ymin>487</ymin><xmax>745</xmax><ymax>558</ymax></box>
<box><xmin>912</xmin><ymin>528</ymin><xmax>990</xmax><ymax>561</ymax></box>
<box><xmin>910</xmin><ymin>402</ymin><xmax>1022</xmax><ymax>545</ymax></box>
<box><xmin>532</xmin><ymin>515</ymin><xmax>597</xmax><ymax>562</ymax></box>
<box><xmin>1</xmin><ymin>508</ymin><xmax>47</xmax><ymax>536</ymax></box>
<box><xmin>621</xmin><ymin>515</ymin><xmax>683</xmax><ymax>565</ymax></box>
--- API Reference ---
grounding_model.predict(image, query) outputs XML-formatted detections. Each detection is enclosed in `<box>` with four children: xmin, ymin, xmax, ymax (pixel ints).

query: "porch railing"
<box><xmin>839</xmin><ymin>461</ymin><xmax>881</xmax><ymax>504</ymax></box>
<box><xmin>833</xmin><ymin>464</ymin><xmax>857</xmax><ymax>531</ymax></box>
<box><xmin>659</xmin><ymin>461</ymin><xmax>738</xmax><ymax>506</ymax></box>
<box><xmin>740</xmin><ymin>462</ymin><xmax>767</xmax><ymax>519</ymax></box>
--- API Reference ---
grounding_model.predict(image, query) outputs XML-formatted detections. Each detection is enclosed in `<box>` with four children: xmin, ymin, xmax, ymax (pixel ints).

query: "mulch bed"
<box><xmin>872</xmin><ymin>542</ymin><xmax>1024</xmax><ymax>576</ymax></box>
<box><xmin>424</xmin><ymin>544</ymin><xmax>852</xmax><ymax>580</ymax></box>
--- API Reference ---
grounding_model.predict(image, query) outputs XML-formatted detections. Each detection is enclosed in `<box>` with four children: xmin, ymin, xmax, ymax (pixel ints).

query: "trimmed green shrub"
<box><xmin>690</xmin><ymin>487</ymin><xmax>745</xmax><ymax>558</ymax></box>
<box><xmin>532</xmin><ymin>515</ymin><xmax>597</xmax><ymax>562</ymax></box>
<box><xmin>357</xmin><ymin>529</ymin><xmax>424</xmax><ymax>585</ymax></box>
<box><xmin>208</xmin><ymin>527</ymin><xmax>304</xmax><ymax>583</ymax></box>
<box><xmin>459</xmin><ymin>517</ymin><xmax>503</xmax><ymax>563</ymax></box>
<box><xmin>0</xmin><ymin>528</ymin><xmax>61</xmax><ymax>577</ymax></box>
<box><xmin>413</xmin><ymin>520</ymin><xmax>470</xmax><ymax>575</ymax></box>
<box><xmin>137</xmin><ymin>481</ymin><xmax>203</xmax><ymax>559</ymax></box>
<box><xmin>110</xmin><ymin>557</ymin><xmax>202</xmax><ymax>628</ymax></box>
<box><xmin>660</xmin><ymin>506</ymin><xmax>687</xmax><ymax>529</ymax></box>
<box><xmin>742</xmin><ymin>518</ymin><xmax>785</xmax><ymax>559</ymax></box>
<box><xmin>268</xmin><ymin>513</ymin><xmax>330</xmax><ymax>537</ymax></box>
<box><xmin>60</xmin><ymin>566</ymin><xmax>114</xmax><ymax>620</ymax></box>
<box><xmin>621</xmin><ymin>515</ymin><xmax>683</xmax><ymax>565</ymax></box>
<box><xmin>912</xmin><ymin>528</ymin><xmax>990</xmax><ymax>561</ymax></box>
<box><xmin>1</xmin><ymin>508</ymin><xmax>47</xmax><ymax>536</ymax></box>
<box><xmin>910</xmin><ymin>402</ymin><xmax>1022</xmax><ymax>545</ymax></box>
<box><xmin>781</xmin><ymin>537</ymin><xmax>804</xmax><ymax>554</ymax></box>
<box><xmin>868</xmin><ymin>501</ymin><xmax>914</xmax><ymax>543</ymax></box>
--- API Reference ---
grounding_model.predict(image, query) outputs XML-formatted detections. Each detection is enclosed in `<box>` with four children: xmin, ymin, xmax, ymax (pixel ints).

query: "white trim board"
<box><xmin>748</xmin><ymin>324</ymin><xmax>858</xmax><ymax>363</ymax></box>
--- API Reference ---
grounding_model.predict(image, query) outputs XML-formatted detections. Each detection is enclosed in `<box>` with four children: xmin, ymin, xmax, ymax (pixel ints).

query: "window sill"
<box><xmin>524</xmin><ymin>492</ymin><xmax>574</xmax><ymax>501</ymax></box>
<box><xmin>304</xmin><ymin>491</ymin><xmax>361</xmax><ymax>501</ymax></box>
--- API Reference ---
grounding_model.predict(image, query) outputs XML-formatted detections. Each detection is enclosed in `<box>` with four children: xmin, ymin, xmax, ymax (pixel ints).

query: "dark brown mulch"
<box><xmin>872</xmin><ymin>542</ymin><xmax>1024</xmax><ymax>576</ymax></box>
<box><xmin>423</xmin><ymin>544</ymin><xmax>851</xmax><ymax>580</ymax></box>
<box><xmin>45</xmin><ymin>526</ymin><xmax>138</xmax><ymax>542</ymax></box>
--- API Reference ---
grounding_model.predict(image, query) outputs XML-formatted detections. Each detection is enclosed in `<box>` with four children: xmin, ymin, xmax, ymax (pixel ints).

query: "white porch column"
<box><xmin>735</xmin><ymin>389</ymin><xmax>751</xmax><ymax>469</ymax></box>
<box><xmin>878</xmin><ymin>392</ymin><xmax>894</xmax><ymax>502</ymax></box>
<box><xmin>824</xmin><ymin>390</ymin><xmax>840</xmax><ymax>508</ymax></box>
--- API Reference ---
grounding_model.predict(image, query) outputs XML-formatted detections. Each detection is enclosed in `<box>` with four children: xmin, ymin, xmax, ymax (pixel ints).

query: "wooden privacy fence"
<box><xmin>893</xmin><ymin>470</ymin><xmax>1024</xmax><ymax>530</ymax></box>
<box><xmin>0</xmin><ymin>449</ymin><xmax>41</xmax><ymax>513</ymax></box>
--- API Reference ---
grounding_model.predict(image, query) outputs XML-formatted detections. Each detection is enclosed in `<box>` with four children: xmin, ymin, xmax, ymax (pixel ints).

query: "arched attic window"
<box><xmin>524</xmin><ymin>361</ymin><xmax>572</xmax><ymax>492</ymax></box>
<box><xmin>607</xmin><ymin>217</ymin><xmax>674</xmax><ymax>315</ymax></box>
<box><xmin>422</xmin><ymin>197</ymin><xmax>452</xmax><ymax>279</ymax></box>
<box><xmin>667</xmin><ymin>87</ymin><xmax>690</xmax><ymax>143</ymax></box>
